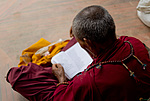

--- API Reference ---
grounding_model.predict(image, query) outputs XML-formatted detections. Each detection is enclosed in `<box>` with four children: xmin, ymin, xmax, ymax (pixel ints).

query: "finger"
<box><xmin>52</xmin><ymin>64</ymin><xmax>58</xmax><ymax>71</ymax></box>
<box><xmin>55</xmin><ymin>64</ymin><xmax>58</xmax><ymax>68</ymax></box>
<box><xmin>52</xmin><ymin>64</ymin><xmax>57</xmax><ymax>75</ymax></box>
<box><xmin>56</xmin><ymin>64</ymin><xmax>63</xmax><ymax>69</ymax></box>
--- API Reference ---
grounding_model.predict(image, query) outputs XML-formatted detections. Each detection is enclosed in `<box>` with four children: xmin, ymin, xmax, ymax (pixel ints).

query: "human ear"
<box><xmin>83</xmin><ymin>38</ymin><xmax>93</xmax><ymax>50</ymax></box>
<box><xmin>83</xmin><ymin>38</ymin><xmax>97</xmax><ymax>57</ymax></box>
<box><xmin>70</xmin><ymin>27</ymin><xmax>73</xmax><ymax>38</ymax></box>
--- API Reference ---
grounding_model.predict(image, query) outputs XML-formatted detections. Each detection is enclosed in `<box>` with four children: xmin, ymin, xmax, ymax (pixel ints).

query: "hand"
<box><xmin>52</xmin><ymin>64</ymin><xmax>67</xmax><ymax>83</ymax></box>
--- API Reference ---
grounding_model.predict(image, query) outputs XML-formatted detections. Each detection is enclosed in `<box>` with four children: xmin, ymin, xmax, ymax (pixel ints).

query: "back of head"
<box><xmin>72</xmin><ymin>5</ymin><xmax>116</xmax><ymax>44</ymax></box>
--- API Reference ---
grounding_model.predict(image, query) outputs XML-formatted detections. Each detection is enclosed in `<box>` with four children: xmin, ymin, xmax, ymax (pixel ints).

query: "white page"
<box><xmin>51</xmin><ymin>42</ymin><xmax>93</xmax><ymax>79</ymax></box>
<box><xmin>65</xmin><ymin>43</ymin><xmax>93</xmax><ymax>72</ymax></box>
<box><xmin>51</xmin><ymin>52</ymin><xmax>79</xmax><ymax>79</ymax></box>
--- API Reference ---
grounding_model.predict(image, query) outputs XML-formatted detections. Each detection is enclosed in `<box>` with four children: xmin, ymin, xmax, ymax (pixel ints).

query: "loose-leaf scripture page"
<box><xmin>51</xmin><ymin>42</ymin><xmax>93</xmax><ymax>80</ymax></box>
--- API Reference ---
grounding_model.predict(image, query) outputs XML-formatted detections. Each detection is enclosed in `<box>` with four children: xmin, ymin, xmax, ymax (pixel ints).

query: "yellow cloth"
<box><xmin>18</xmin><ymin>38</ymin><xmax>69</xmax><ymax>67</ymax></box>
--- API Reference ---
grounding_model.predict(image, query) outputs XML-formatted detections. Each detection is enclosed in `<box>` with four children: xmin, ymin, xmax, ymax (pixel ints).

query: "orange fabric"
<box><xmin>18</xmin><ymin>38</ymin><xmax>69</xmax><ymax>67</ymax></box>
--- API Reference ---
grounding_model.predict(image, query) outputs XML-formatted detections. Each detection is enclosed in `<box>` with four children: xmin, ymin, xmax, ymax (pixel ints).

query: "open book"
<box><xmin>51</xmin><ymin>42</ymin><xmax>93</xmax><ymax>80</ymax></box>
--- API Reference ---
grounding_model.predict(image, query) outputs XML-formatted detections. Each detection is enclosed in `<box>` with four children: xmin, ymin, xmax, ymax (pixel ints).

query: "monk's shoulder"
<box><xmin>94</xmin><ymin>64</ymin><xmax>135</xmax><ymax>87</ymax></box>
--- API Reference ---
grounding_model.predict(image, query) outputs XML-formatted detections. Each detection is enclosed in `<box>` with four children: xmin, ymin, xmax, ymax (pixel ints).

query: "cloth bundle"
<box><xmin>137</xmin><ymin>0</ymin><xmax>150</xmax><ymax>27</ymax></box>
<box><xmin>18</xmin><ymin>38</ymin><xmax>69</xmax><ymax>67</ymax></box>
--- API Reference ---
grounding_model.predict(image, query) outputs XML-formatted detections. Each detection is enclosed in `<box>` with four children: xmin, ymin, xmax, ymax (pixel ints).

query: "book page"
<box><xmin>51</xmin><ymin>42</ymin><xmax>93</xmax><ymax>79</ymax></box>
<box><xmin>51</xmin><ymin>52</ymin><xmax>80</xmax><ymax>79</ymax></box>
<box><xmin>65</xmin><ymin>43</ymin><xmax>93</xmax><ymax>72</ymax></box>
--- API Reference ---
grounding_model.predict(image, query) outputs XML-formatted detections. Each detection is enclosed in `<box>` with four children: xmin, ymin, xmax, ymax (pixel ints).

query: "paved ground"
<box><xmin>0</xmin><ymin>0</ymin><xmax>149</xmax><ymax>101</ymax></box>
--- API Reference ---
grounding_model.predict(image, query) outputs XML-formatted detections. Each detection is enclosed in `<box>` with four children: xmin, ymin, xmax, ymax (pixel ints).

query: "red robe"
<box><xmin>6</xmin><ymin>36</ymin><xmax>150</xmax><ymax>101</ymax></box>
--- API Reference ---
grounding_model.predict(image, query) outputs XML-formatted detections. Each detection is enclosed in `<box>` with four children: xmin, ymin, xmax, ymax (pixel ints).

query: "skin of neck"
<box><xmin>74</xmin><ymin>34</ymin><xmax>117</xmax><ymax>58</ymax></box>
<box><xmin>91</xmin><ymin>37</ymin><xmax>117</xmax><ymax>58</ymax></box>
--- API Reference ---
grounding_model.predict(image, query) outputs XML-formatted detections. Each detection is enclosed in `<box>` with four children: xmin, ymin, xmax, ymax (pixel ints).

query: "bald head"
<box><xmin>72</xmin><ymin>5</ymin><xmax>116</xmax><ymax>43</ymax></box>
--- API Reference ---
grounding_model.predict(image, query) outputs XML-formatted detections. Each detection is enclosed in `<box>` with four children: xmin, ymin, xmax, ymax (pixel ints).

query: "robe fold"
<box><xmin>6</xmin><ymin>36</ymin><xmax>150</xmax><ymax>101</ymax></box>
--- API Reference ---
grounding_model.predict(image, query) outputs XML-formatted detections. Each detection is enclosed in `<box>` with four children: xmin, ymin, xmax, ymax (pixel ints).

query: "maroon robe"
<box><xmin>6</xmin><ymin>36</ymin><xmax>150</xmax><ymax>101</ymax></box>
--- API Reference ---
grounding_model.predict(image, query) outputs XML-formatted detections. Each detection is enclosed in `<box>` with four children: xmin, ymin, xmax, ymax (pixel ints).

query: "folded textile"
<box><xmin>137</xmin><ymin>0</ymin><xmax>150</xmax><ymax>27</ymax></box>
<box><xmin>18</xmin><ymin>38</ymin><xmax>69</xmax><ymax>67</ymax></box>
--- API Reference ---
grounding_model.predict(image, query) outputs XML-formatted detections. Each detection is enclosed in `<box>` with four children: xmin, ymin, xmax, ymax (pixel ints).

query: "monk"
<box><xmin>6</xmin><ymin>5</ymin><xmax>150</xmax><ymax>101</ymax></box>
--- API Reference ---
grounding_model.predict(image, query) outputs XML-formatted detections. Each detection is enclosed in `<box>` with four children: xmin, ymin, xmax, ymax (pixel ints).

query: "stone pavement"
<box><xmin>0</xmin><ymin>0</ymin><xmax>149</xmax><ymax>101</ymax></box>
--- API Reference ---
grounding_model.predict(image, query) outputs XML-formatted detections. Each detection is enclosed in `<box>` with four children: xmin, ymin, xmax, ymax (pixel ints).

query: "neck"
<box><xmin>93</xmin><ymin>38</ymin><xmax>117</xmax><ymax>57</ymax></box>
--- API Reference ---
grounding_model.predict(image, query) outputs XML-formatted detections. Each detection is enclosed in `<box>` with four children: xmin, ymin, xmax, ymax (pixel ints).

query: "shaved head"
<box><xmin>72</xmin><ymin>5</ymin><xmax>116</xmax><ymax>43</ymax></box>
